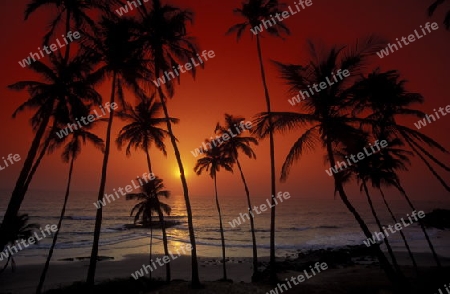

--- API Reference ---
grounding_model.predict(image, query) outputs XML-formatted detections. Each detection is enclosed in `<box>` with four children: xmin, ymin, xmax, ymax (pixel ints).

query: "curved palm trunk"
<box><xmin>236</xmin><ymin>158</ymin><xmax>258</xmax><ymax>277</ymax></box>
<box><xmin>87</xmin><ymin>72</ymin><xmax>117</xmax><ymax>286</ymax></box>
<box><xmin>394</xmin><ymin>182</ymin><xmax>442</xmax><ymax>268</ymax></box>
<box><xmin>213</xmin><ymin>175</ymin><xmax>227</xmax><ymax>280</ymax></box>
<box><xmin>0</xmin><ymin>111</ymin><xmax>52</xmax><ymax>250</ymax></box>
<box><xmin>157</xmin><ymin>206</ymin><xmax>171</xmax><ymax>282</ymax></box>
<box><xmin>36</xmin><ymin>155</ymin><xmax>75</xmax><ymax>294</ymax></box>
<box><xmin>379</xmin><ymin>188</ymin><xmax>418</xmax><ymax>272</ymax></box>
<box><xmin>362</xmin><ymin>181</ymin><xmax>402</xmax><ymax>274</ymax></box>
<box><xmin>155</xmin><ymin>65</ymin><xmax>200</xmax><ymax>287</ymax></box>
<box><xmin>256</xmin><ymin>35</ymin><xmax>277</xmax><ymax>279</ymax></box>
<box><xmin>325</xmin><ymin>141</ymin><xmax>401</xmax><ymax>288</ymax></box>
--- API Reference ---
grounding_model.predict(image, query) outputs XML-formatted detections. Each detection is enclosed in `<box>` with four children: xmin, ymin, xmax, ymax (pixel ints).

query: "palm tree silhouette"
<box><xmin>428</xmin><ymin>0</ymin><xmax>450</xmax><ymax>30</ymax></box>
<box><xmin>136</xmin><ymin>0</ymin><xmax>202</xmax><ymax>286</ymax></box>
<box><xmin>194</xmin><ymin>143</ymin><xmax>234</xmax><ymax>281</ymax></box>
<box><xmin>116</xmin><ymin>95</ymin><xmax>177</xmax><ymax>282</ymax></box>
<box><xmin>1</xmin><ymin>51</ymin><xmax>101</xmax><ymax>251</ymax></box>
<box><xmin>254</xmin><ymin>37</ymin><xmax>406</xmax><ymax>286</ymax></box>
<box><xmin>81</xmin><ymin>16</ymin><xmax>152</xmax><ymax>286</ymax></box>
<box><xmin>36</xmin><ymin>119</ymin><xmax>104</xmax><ymax>294</ymax></box>
<box><xmin>126</xmin><ymin>176</ymin><xmax>172</xmax><ymax>280</ymax></box>
<box><xmin>215</xmin><ymin>114</ymin><xmax>260</xmax><ymax>279</ymax></box>
<box><xmin>227</xmin><ymin>0</ymin><xmax>289</xmax><ymax>278</ymax></box>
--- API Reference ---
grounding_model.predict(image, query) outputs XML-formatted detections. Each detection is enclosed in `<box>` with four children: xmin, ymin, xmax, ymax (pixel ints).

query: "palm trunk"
<box><xmin>157</xmin><ymin>207</ymin><xmax>171</xmax><ymax>282</ymax></box>
<box><xmin>36</xmin><ymin>155</ymin><xmax>75</xmax><ymax>294</ymax></box>
<box><xmin>155</xmin><ymin>62</ymin><xmax>200</xmax><ymax>287</ymax></box>
<box><xmin>255</xmin><ymin>35</ymin><xmax>277</xmax><ymax>280</ymax></box>
<box><xmin>379</xmin><ymin>188</ymin><xmax>418</xmax><ymax>272</ymax></box>
<box><xmin>394</xmin><ymin>182</ymin><xmax>441</xmax><ymax>267</ymax></box>
<box><xmin>87</xmin><ymin>72</ymin><xmax>117</xmax><ymax>286</ymax></box>
<box><xmin>149</xmin><ymin>222</ymin><xmax>153</xmax><ymax>279</ymax></box>
<box><xmin>213</xmin><ymin>175</ymin><xmax>227</xmax><ymax>280</ymax></box>
<box><xmin>236</xmin><ymin>158</ymin><xmax>258</xmax><ymax>277</ymax></box>
<box><xmin>0</xmin><ymin>111</ymin><xmax>52</xmax><ymax>250</ymax></box>
<box><xmin>362</xmin><ymin>181</ymin><xmax>402</xmax><ymax>274</ymax></box>
<box><xmin>64</xmin><ymin>9</ymin><xmax>71</xmax><ymax>64</ymax></box>
<box><xmin>325</xmin><ymin>141</ymin><xmax>401</xmax><ymax>288</ymax></box>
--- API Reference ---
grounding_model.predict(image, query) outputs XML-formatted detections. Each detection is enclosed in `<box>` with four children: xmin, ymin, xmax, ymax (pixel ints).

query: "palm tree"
<box><xmin>227</xmin><ymin>0</ymin><xmax>290</xmax><ymax>277</ymax></box>
<box><xmin>254</xmin><ymin>37</ymin><xmax>405</xmax><ymax>286</ymax></box>
<box><xmin>1</xmin><ymin>51</ymin><xmax>101</xmax><ymax>251</ymax></box>
<box><xmin>428</xmin><ymin>0</ymin><xmax>450</xmax><ymax>30</ymax></box>
<box><xmin>136</xmin><ymin>0</ymin><xmax>202</xmax><ymax>286</ymax></box>
<box><xmin>126</xmin><ymin>176</ymin><xmax>172</xmax><ymax>279</ymax></box>
<box><xmin>116</xmin><ymin>95</ymin><xmax>177</xmax><ymax>282</ymax></box>
<box><xmin>194</xmin><ymin>143</ymin><xmax>234</xmax><ymax>281</ymax></box>
<box><xmin>36</xmin><ymin>118</ymin><xmax>104</xmax><ymax>293</ymax></box>
<box><xmin>215</xmin><ymin>114</ymin><xmax>260</xmax><ymax>279</ymax></box>
<box><xmin>0</xmin><ymin>214</ymin><xmax>39</xmax><ymax>274</ymax></box>
<box><xmin>82</xmin><ymin>16</ymin><xmax>152</xmax><ymax>286</ymax></box>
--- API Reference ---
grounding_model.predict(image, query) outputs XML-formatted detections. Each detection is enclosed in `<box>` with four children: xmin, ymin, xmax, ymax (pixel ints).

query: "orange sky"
<box><xmin>0</xmin><ymin>0</ymin><xmax>449</xmax><ymax>202</ymax></box>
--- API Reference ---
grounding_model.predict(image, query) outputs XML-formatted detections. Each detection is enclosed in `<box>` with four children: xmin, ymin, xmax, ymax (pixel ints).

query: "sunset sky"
<box><xmin>0</xmin><ymin>0</ymin><xmax>449</xmax><ymax>202</ymax></box>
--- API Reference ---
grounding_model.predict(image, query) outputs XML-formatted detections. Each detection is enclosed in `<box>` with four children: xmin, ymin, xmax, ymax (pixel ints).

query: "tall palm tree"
<box><xmin>36</xmin><ymin>121</ymin><xmax>104</xmax><ymax>294</ymax></box>
<box><xmin>227</xmin><ymin>0</ymin><xmax>289</xmax><ymax>277</ymax></box>
<box><xmin>428</xmin><ymin>0</ymin><xmax>450</xmax><ymax>30</ymax></box>
<box><xmin>254</xmin><ymin>37</ymin><xmax>405</xmax><ymax>286</ymax></box>
<box><xmin>136</xmin><ymin>0</ymin><xmax>202</xmax><ymax>286</ymax></box>
<box><xmin>82</xmin><ymin>16</ymin><xmax>152</xmax><ymax>286</ymax></box>
<box><xmin>215</xmin><ymin>114</ymin><xmax>260</xmax><ymax>279</ymax></box>
<box><xmin>116</xmin><ymin>95</ymin><xmax>177</xmax><ymax>282</ymax></box>
<box><xmin>126</xmin><ymin>177</ymin><xmax>172</xmax><ymax>279</ymax></box>
<box><xmin>1</xmin><ymin>51</ymin><xmax>101</xmax><ymax>251</ymax></box>
<box><xmin>194</xmin><ymin>144</ymin><xmax>233</xmax><ymax>281</ymax></box>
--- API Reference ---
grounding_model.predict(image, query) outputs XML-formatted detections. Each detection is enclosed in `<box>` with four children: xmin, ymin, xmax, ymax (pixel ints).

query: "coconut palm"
<box><xmin>254</xmin><ymin>37</ymin><xmax>405</xmax><ymax>286</ymax></box>
<box><xmin>126</xmin><ymin>176</ymin><xmax>172</xmax><ymax>279</ymax></box>
<box><xmin>1</xmin><ymin>51</ymin><xmax>102</xmax><ymax>251</ymax></box>
<box><xmin>227</xmin><ymin>0</ymin><xmax>290</xmax><ymax>277</ymax></box>
<box><xmin>36</xmin><ymin>118</ymin><xmax>104</xmax><ymax>294</ymax></box>
<box><xmin>194</xmin><ymin>144</ymin><xmax>234</xmax><ymax>281</ymax></box>
<box><xmin>0</xmin><ymin>214</ymin><xmax>39</xmax><ymax>274</ymax></box>
<box><xmin>215</xmin><ymin>114</ymin><xmax>259</xmax><ymax>279</ymax></box>
<box><xmin>428</xmin><ymin>0</ymin><xmax>450</xmax><ymax>30</ymax></box>
<box><xmin>136</xmin><ymin>0</ymin><xmax>202</xmax><ymax>286</ymax></box>
<box><xmin>81</xmin><ymin>16</ymin><xmax>152</xmax><ymax>285</ymax></box>
<box><xmin>116</xmin><ymin>95</ymin><xmax>177</xmax><ymax>282</ymax></box>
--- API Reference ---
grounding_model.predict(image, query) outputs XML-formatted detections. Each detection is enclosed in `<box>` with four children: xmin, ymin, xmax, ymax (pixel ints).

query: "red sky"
<box><xmin>0</xmin><ymin>0</ymin><xmax>449</xmax><ymax>202</ymax></box>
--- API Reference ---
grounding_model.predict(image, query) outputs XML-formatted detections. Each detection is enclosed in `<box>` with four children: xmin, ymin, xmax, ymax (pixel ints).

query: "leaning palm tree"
<box><xmin>136</xmin><ymin>0</ymin><xmax>202</xmax><ymax>286</ymax></box>
<box><xmin>194</xmin><ymin>144</ymin><xmax>234</xmax><ymax>281</ymax></box>
<box><xmin>215</xmin><ymin>114</ymin><xmax>260</xmax><ymax>279</ymax></box>
<box><xmin>36</xmin><ymin>118</ymin><xmax>104</xmax><ymax>293</ymax></box>
<box><xmin>1</xmin><ymin>51</ymin><xmax>101</xmax><ymax>251</ymax></box>
<box><xmin>0</xmin><ymin>214</ymin><xmax>39</xmax><ymax>274</ymax></box>
<box><xmin>227</xmin><ymin>0</ymin><xmax>290</xmax><ymax>277</ymax></box>
<box><xmin>254</xmin><ymin>37</ymin><xmax>405</xmax><ymax>286</ymax></box>
<box><xmin>428</xmin><ymin>0</ymin><xmax>450</xmax><ymax>30</ymax></box>
<box><xmin>126</xmin><ymin>177</ymin><xmax>172</xmax><ymax>279</ymax></box>
<box><xmin>81</xmin><ymin>16</ymin><xmax>152</xmax><ymax>286</ymax></box>
<box><xmin>116</xmin><ymin>95</ymin><xmax>177</xmax><ymax>282</ymax></box>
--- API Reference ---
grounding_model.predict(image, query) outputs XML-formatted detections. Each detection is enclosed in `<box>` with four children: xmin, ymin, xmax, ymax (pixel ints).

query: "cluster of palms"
<box><xmin>0</xmin><ymin>0</ymin><xmax>448</xmax><ymax>292</ymax></box>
